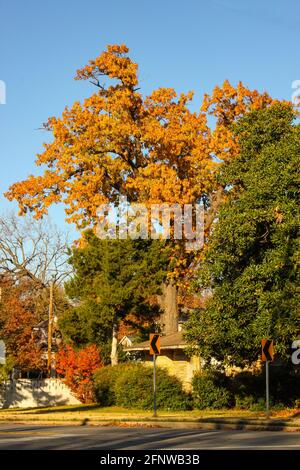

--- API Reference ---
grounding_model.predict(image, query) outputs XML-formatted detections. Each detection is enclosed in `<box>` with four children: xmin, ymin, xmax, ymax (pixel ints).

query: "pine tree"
<box><xmin>60</xmin><ymin>232</ymin><xmax>171</xmax><ymax>364</ymax></box>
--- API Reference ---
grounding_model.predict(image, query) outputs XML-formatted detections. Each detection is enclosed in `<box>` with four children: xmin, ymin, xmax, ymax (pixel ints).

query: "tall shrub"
<box><xmin>93</xmin><ymin>363</ymin><xmax>191</xmax><ymax>410</ymax></box>
<box><xmin>56</xmin><ymin>344</ymin><xmax>101</xmax><ymax>403</ymax></box>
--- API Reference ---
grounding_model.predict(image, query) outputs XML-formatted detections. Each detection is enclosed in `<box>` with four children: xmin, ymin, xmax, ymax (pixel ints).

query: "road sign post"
<box><xmin>266</xmin><ymin>360</ymin><xmax>270</xmax><ymax>417</ymax></box>
<box><xmin>153</xmin><ymin>353</ymin><xmax>157</xmax><ymax>417</ymax></box>
<box><xmin>261</xmin><ymin>339</ymin><xmax>274</xmax><ymax>418</ymax></box>
<box><xmin>150</xmin><ymin>334</ymin><xmax>160</xmax><ymax>418</ymax></box>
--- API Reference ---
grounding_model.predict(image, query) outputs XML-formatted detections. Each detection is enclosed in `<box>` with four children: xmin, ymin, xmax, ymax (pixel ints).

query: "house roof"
<box><xmin>124</xmin><ymin>331</ymin><xmax>187</xmax><ymax>351</ymax></box>
<box><xmin>33</xmin><ymin>320</ymin><xmax>48</xmax><ymax>329</ymax></box>
<box><xmin>119</xmin><ymin>335</ymin><xmax>137</xmax><ymax>346</ymax></box>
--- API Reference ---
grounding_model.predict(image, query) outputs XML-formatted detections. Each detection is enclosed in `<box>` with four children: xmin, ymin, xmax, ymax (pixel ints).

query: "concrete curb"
<box><xmin>0</xmin><ymin>417</ymin><xmax>299</xmax><ymax>432</ymax></box>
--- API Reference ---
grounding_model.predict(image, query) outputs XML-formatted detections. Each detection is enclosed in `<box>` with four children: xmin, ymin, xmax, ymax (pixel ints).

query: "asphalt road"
<box><xmin>0</xmin><ymin>424</ymin><xmax>299</xmax><ymax>450</ymax></box>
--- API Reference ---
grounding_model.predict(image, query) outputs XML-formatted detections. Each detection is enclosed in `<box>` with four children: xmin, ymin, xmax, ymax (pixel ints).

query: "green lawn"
<box><xmin>0</xmin><ymin>404</ymin><xmax>299</xmax><ymax>426</ymax></box>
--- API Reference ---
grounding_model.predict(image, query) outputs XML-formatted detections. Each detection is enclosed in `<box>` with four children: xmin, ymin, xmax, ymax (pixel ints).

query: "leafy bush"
<box><xmin>93</xmin><ymin>363</ymin><xmax>191</xmax><ymax>410</ymax></box>
<box><xmin>113</xmin><ymin>364</ymin><xmax>153</xmax><ymax>409</ymax></box>
<box><xmin>56</xmin><ymin>344</ymin><xmax>101</xmax><ymax>403</ymax></box>
<box><xmin>234</xmin><ymin>394</ymin><xmax>256</xmax><ymax>409</ymax></box>
<box><xmin>268</xmin><ymin>366</ymin><xmax>300</xmax><ymax>406</ymax></box>
<box><xmin>268</xmin><ymin>401</ymin><xmax>285</xmax><ymax>411</ymax></box>
<box><xmin>94</xmin><ymin>362</ymin><xmax>300</xmax><ymax>411</ymax></box>
<box><xmin>231</xmin><ymin>366</ymin><xmax>300</xmax><ymax>409</ymax></box>
<box><xmin>192</xmin><ymin>371</ymin><xmax>233</xmax><ymax>409</ymax></box>
<box><xmin>229</xmin><ymin>371</ymin><xmax>265</xmax><ymax>409</ymax></box>
<box><xmin>249</xmin><ymin>397</ymin><xmax>268</xmax><ymax>412</ymax></box>
<box><xmin>93</xmin><ymin>363</ymin><xmax>133</xmax><ymax>406</ymax></box>
<box><xmin>294</xmin><ymin>398</ymin><xmax>300</xmax><ymax>408</ymax></box>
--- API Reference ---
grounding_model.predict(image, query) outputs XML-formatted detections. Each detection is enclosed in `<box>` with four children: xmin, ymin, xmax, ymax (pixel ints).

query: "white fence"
<box><xmin>0</xmin><ymin>378</ymin><xmax>81</xmax><ymax>408</ymax></box>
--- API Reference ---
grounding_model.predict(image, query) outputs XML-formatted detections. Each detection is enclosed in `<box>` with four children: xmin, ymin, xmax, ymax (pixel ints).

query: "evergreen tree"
<box><xmin>60</xmin><ymin>231</ymin><xmax>171</xmax><ymax>364</ymax></box>
<box><xmin>186</xmin><ymin>104</ymin><xmax>300</xmax><ymax>366</ymax></box>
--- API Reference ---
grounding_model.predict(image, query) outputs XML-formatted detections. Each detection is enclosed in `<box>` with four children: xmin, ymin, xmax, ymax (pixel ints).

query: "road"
<box><xmin>0</xmin><ymin>424</ymin><xmax>299</xmax><ymax>450</ymax></box>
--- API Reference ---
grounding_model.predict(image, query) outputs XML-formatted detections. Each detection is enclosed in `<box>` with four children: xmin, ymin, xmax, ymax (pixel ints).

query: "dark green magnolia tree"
<box><xmin>60</xmin><ymin>231</ymin><xmax>171</xmax><ymax>365</ymax></box>
<box><xmin>185</xmin><ymin>104</ymin><xmax>300</xmax><ymax>367</ymax></box>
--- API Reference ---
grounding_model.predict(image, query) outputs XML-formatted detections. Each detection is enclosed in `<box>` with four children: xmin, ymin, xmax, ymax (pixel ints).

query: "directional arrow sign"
<box><xmin>262</xmin><ymin>339</ymin><xmax>274</xmax><ymax>362</ymax></box>
<box><xmin>150</xmin><ymin>334</ymin><xmax>160</xmax><ymax>355</ymax></box>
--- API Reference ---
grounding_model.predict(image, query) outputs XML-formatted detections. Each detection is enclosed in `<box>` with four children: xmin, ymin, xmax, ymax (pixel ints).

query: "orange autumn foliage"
<box><xmin>5</xmin><ymin>44</ymin><xmax>284</xmax><ymax>230</ymax></box>
<box><xmin>56</xmin><ymin>344</ymin><xmax>101</xmax><ymax>403</ymax></box>
<box><xmin>0</xmin><ymin>277</ymin><xmax>45</xmax><ymax>372</ymax></box>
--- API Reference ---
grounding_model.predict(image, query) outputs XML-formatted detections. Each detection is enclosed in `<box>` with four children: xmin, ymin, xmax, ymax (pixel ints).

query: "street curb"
<box><xmin>0</xmin><ymin>418</ymin><xmax>299</xmax><ymax>432</ymax></box>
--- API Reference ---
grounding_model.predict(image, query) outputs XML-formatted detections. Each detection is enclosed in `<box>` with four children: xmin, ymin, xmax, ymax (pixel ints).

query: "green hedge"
<box><xmin>93</xmin><ymin>363</ymin><xmax>132</xmax><ymax>406</ymax></box>
<box><xmin>93</xmin><ymin>363</ymin><xmax>191</xmax><ymax>410</ymax></box>
<box><xmin>230</xmin><ymin>366</ymin><xmax>300</xmax><ymax>409</ymax></box>
<box><xmin>192</xmin><ymin>371</ymin><xmax>233</xmax><ymax>409</ymax></box>
<box><xmin>94</xmin><ymin>363</ymin><xmax>300</xmax><ymax>411</ymax></box>
<box><xmin>193</xmin><ymin>365</ymin><xmax>300</xmax><ymax>410</ymax></box>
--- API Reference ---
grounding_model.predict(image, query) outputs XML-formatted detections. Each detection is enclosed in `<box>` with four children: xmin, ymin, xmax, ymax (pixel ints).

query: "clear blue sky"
<box><xmin>0</xmin><ymin>0</ymin><xmax>299</xmax><ymax>239</ymax></box>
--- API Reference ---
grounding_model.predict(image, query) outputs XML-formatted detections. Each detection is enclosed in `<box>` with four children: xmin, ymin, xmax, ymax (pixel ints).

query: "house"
<box><xmin>123</xmin><ymin>285</ymin><xmax>207</xmax><ymax>391</ymax></box>
<box><xmin>32</xmin><ymin>319</ymin><xmax>63</xmax><ymax>352</ymax></box>
<box><xmin>124</xmin><ymin>330</ymin><xmax>201</xmax><ymax>391</ymax></box>
<box><xmin>119</xmin><ymin>335</ymin><xmax>136</xmax><ymax>349</ymax></box>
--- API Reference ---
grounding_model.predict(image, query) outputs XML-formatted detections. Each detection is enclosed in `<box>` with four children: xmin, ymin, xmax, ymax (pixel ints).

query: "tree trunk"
<box><xmin>111</xmin><ymin>321</ymin><xmax>119</xmax><ymax>366</ymax></box>
<box><xmin>158</xmin><ymin>282</ymin><xmax>178</xmax><ymax>335</ymax></box>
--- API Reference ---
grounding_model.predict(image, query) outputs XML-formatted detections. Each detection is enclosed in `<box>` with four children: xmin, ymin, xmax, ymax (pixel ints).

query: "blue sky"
<box><xmin>0</xmin><ymin>0</ymin><xmax>299</xmax><ymax>239</ymax></box>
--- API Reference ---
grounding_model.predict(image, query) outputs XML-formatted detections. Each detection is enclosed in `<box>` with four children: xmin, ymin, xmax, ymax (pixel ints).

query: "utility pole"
<box><xmin>47</xmin><ymin>281</ymin><xmax>54</xmax><ymax>377</ymax></box>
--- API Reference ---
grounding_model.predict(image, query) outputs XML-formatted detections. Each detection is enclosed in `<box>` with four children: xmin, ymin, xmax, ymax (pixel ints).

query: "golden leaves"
<box><xmin>5</xmin><ymin>45</ymin><xmax>291</xmax><ymax>230</ymax></box>
<box><xmin>202</xmin><ymin>80</ymin><xmax>277</xmax><ymax>162</ymax></box>
<box><xmin>75</xmin><ymin>43</ymin><xmax>138</xmax><ymax>88</ymax></box>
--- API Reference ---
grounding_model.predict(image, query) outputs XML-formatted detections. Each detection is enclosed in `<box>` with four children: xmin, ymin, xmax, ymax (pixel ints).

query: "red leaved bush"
<box><xmin>56</xmin><ymin>344</ymin><xmax>102</xmax><ymax>403</ymax></box>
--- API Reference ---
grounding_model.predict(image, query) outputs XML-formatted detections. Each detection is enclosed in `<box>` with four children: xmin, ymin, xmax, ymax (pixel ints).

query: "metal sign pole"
<box><xmin>153</xmin><ymin>353</ymin><xmax>157</xmax><ymax>417</ymax></box>
<box><xmin>266</xmin><ymin>360</ymin><xmax>270</xmax><ymax>418</ymax></box>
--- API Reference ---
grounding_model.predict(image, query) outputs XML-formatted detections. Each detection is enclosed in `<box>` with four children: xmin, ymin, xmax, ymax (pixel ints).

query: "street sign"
<box><xmin>261</xmin><ymin>338</ymin><xmax>274</xmax><ymax>418</ymax></box>
<box><xmin>150</xmin><ymin>334</ymin><xmax>160</xmax><ymax>355</ymax></box>
<box><xmin>150</xmin><ymin>333</ymin><xmax>160</xmax><ymax>418</ymax></box>
<box><xmin>262</xmin><ymin>339</ymin><xmax>274</xmax><ymax>362</ymax></box>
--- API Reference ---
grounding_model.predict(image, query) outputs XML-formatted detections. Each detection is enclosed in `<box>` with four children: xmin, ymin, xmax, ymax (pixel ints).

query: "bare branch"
<box><xmin>0</xmin><ymin>212</ymin><xmax>72</xmax><ymax>288</ymax></box>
